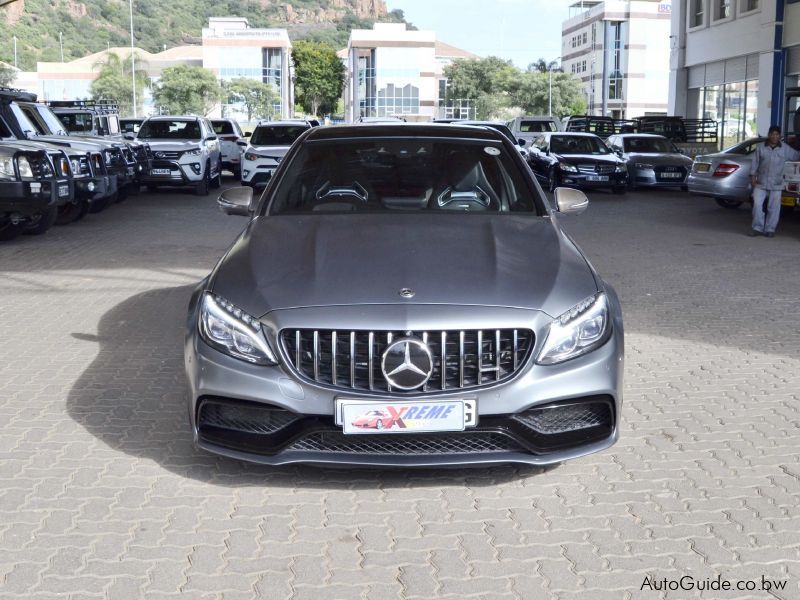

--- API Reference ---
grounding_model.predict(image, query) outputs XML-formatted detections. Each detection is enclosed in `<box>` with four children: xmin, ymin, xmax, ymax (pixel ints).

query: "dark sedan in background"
<box><xmin>605</xmin><ymin>133</ymin><xmax>693</xmax><ymax>189</ymax></box>
<box><xmin>687</xmin><ymin>137</ymin><xmax>764</xmax><ymax>209</ymax></box>
<box><xmin>186</xmin><ymin>124</ymin><xmax>624</xmax><ymax>467</ymax></box>
<box><xmin>528</xmin><ymin>132</ymin><xmax>628</xmax><ymax>193</ymax></box>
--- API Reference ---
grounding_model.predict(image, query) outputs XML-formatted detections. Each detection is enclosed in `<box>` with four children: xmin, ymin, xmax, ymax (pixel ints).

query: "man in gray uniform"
<box><xmin>749</xmin><ymin>125</ymin><xmax>800</xmax><ymax>237</ymax></box>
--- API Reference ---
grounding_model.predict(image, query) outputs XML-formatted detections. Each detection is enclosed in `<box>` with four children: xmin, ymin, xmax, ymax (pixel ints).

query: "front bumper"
<box><xmin>0</xmin><ymin>179</ymin><xmax>73</xmax><ymax>216</ymax></box>
<box><xmin>185</xmin><ymin>303</ymin><xmax>624</xmax><ymax>467</ymax></box>
<box><xmin>559</xmin><ymin>171</ymin><xmax>627</xmax><ymax>189</ymax></box>
<box><xmin>141</xmin><ymin>160</ymin><xmax>205</xmax><ymax>186</ymax></box>
<box><xmin>629</xmin><ymin>167</ymin><xmax>688</xmax><ymax>187</ymax></box>
<box><xmin>75</xmin><ymin>175</ymin><xmax>115</xmax><ymax>202</ymax></box>
<box><xmin>241</xmin><ymin>162</ymin><xmax>276</xmax><ymax>187</ymax></box>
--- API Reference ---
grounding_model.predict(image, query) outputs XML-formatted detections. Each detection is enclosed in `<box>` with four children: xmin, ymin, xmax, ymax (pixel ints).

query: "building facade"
<box><xmin>343</xmin><ymin>23</ymin><xmax>477</xmax><ymax>122</ymax></box>
<box><xmin>201</xmin><ymin>17</ymin><xmax>292</xmax><ymax>119</ymax></box>
<box><xmin>667</xmin><ymin>0</ymin><xmax>800</xmax><ymax>148</ymax></box>
<box><xmin>562</xmin><ymin>0</ymin><xmax>673</xmax><ymax>119</ymax></box>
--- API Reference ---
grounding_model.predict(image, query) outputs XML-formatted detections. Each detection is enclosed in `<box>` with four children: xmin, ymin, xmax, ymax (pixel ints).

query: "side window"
<box><xmin>19</xmin><ymin>105</ymin><xmax>47</xmax><ymax>135</ymax></box>
<box><xmin>107</xmin><ymin>115</ymin><xmax>120</xmax><ymax>135</ymax></box>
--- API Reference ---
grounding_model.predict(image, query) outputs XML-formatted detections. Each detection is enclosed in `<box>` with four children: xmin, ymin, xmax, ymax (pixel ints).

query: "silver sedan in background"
<box><xmin>687</xmin><ymin>137</ymin><xmax>764</xmax><ymax>209</ymax></box>
<box><xmin>605</xmin><ymin>134</ymin><xmax>694</xmax><ymax>189</ymax></box>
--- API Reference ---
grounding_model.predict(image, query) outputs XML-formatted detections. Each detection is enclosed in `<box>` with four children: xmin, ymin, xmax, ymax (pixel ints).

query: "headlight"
<box><xmin>634</xmin><ymin>163</ymin><xmax>654</xmax><ymax>169</ymax></box>
<box><xmin>615</xmin><ymin>163</ymin><xmax>627</xmax><ymax>172</ymax></box>
<box><xmin>70</xmin><ymin>159</ymin><xmax>81</xmax><ymax>174</ymax></box>
<box><xmin>183</xmin><ymin>148</ymin><xmax>202</xmax><ymax>157</ymax></box>
<box><xmin>536</xmin><ymin>293</ymin><xmax>611</xmax><ymax>365</ymax></box>
<box><xmin>17</xmin><ymin>156</ymin><xmax>34</xmax><ymax>178</ymax></box>
<box><xmin>198</xmin><ymin>293</ymin><xmax>278</xmax><ymax>365</ymax></box>
<box><xmin>244</xmin><ymin>152</ymin><xmax>259</xmax><ymax>161</ymax></box>
<box><xmin>0</xmin><ymin>156</ymin><xmax>14</xmax><ymax>180</ymax></box>
<box><xmin>559</xmin><ymin>163</ymin><xmax>578</xmax><ymax>173</ymax></box>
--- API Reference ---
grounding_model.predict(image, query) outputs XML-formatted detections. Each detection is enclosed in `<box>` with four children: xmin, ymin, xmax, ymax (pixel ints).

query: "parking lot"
<box><xmin>1</xmin><ymin>182</ymin><xmax>799</xmax><ymax>599</ymax></box>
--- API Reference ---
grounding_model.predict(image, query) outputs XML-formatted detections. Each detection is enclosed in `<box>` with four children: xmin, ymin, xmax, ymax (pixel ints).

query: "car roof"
<box><xmin>614</xmin><ymin>133</ymin><xmax>668</xmax><ymax>139</ymax></box>
<box><xmin>542</xmin><ymin>131</ymin><xmax>602</xmax><ymax>138</ymax></box>
<box><xmin>303</xmin><ymin>123</ymin><xmax>506</xmax><ymax>142</ymax></box>
<box><xmin>145</xmin><ymin>116</ymin><xmax>201</xmax><ymax>121</ymax></box>
<box><xmin>255</xmin><ymin>120</ymin><xmax>311</xmax><ymax>127</ymax></box>
<box><xmin>210</xmin><ymin>118</ymin><xmax>237</xmax><ymax>123</ymax></box>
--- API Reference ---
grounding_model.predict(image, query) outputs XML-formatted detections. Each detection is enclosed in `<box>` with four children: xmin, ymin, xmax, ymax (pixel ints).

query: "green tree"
<box><xmin>291</xmin><ymin>40</ymin><xmax>345</xmax><ymax>116</ymax></box>
<box><xmin>152</xmin><ymin>65</ymin><xmax>221</xmax><ymax>115</ymax></box>
<box><xmin>443</xmin><ymin>56</ymin><xmax>518</xmax><ymax>119</ymax></box>
<box><xmin>89</xmin><ymin>52</ymin><xmax>149</xmax><ymax>116</ymax></box>
<box><xmin>508</xmin><ymin>71</ymin><xmax>586</xmax><ymax>117</ymax></box>
<box><xmin>224</xmin><ymin>77</ymin><xmax>278</xmax><ymax>122</ymax></box>
<box><xmin>0</xmin><ymin>63</ymin><xmax>16</xmax><ymax>87</ymax></box>
<box><xmin>527</xmin><ymin>58</ymin><xmax>561</xmax><ymax>74</ymax></box>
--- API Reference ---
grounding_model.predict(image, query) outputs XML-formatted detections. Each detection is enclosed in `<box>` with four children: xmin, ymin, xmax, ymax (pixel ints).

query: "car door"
<box><xmin>203</xmin><ymin>119</ymin><xmax>221</xmax><ymax>165</ymax></box>
<box><xmin>529</xmin><ymin>135</ymin><xmax>549</xmax><ymax>181</ymax></box>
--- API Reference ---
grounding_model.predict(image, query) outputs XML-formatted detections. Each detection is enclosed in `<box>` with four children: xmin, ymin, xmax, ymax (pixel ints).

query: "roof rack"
<box><xmin>0</xmin><ymin>86</ymin><xmax>39</xmax><ymax>102</ymax></box>
<box><xmin>46</xmin><ymin>99</ymin><xmax>120</xmax><ymax>114</ymax></box>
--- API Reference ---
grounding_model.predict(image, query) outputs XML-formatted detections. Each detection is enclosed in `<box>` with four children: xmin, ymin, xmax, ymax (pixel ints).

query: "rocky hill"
<box><xmin>1</xmin><ymin>0</ymin><xmax>407</xmax><ymax>70</ymax></box>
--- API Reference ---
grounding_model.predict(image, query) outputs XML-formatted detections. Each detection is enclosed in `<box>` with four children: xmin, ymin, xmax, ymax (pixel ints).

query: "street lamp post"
<box><xmin>129</xmin><ymin>0</ymin><xmax>137</xmax><ymax>118</ymax></box>
<box><xmin>548</xmin><ymin>57</ymin><xmax>562</xmax><ymax>116</ymax></box>
<box><xmin>59</xmin><ymin>32</ymin><xmax>64</xmax><ymax>63</ymax></box>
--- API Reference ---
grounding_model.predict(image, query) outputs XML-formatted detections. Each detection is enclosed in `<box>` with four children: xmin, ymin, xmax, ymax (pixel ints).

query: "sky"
<box><xmin>384</xmin><ymin>0</ymin><xmax>577</xmax><ymax>69</ymax></box>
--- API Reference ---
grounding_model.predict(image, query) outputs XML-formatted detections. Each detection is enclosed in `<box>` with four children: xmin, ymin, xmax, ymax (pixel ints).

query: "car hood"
<box><xmin>138</xmin><ymin>140</ymin><xmax>202</xmax><ymax>151</ymax></box>
<box><xmin>627</xmin><ymin>152</ymin><xmax>693</xmax><ymax>166</ymax></box>
<box><xmin>211</xmin><ymin>214</ymin><xmax>598</xmax><ymax>318</ymax></box>
<box><xmin>247</xmin><ymin>145</ymin><xmax>291</xmax><ymax>155</ymax></box>
<box><xmin>554</xmin><ymin>153</ymin><xmax>622</xmax><ymax>165</ymax></box>
<box><xmin>28</xmin><ymin>135</ymin><xmax>109</xmax><ymax>152</ymax></box>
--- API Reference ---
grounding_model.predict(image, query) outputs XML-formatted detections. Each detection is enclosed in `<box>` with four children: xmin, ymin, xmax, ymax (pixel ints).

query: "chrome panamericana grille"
<box><xmin>281</xmin><ymin>329</ymin><xmax>534</xmax><ymax>394</ymax></box>
<box><xmin>577</xmin><ymin>164</ymin><xmax>615</xmax><ymax>174</ymax></box>
<box><xmin>154</xmin><ymin>150</ymin><xmax>181</xmax><ymax>160</ymax></box>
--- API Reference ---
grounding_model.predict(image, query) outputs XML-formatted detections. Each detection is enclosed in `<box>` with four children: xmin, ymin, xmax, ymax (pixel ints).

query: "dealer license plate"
<box><xmin>661</xmin><ymin>172</ymin><xmax>683</xmax><ymax>178</ymax></box>
<box><xmin>151</xmin><ymin>168</ymin><xmax>171</xmax><ymax>175</ymax></box>
<box><xmin>336</xmin><ymin>398</ymin><xmax>477</xmax><ymax>434</ymax></box>
<box><xmin>58</xmin><ymin>185</ymin><xmax>70</xmax><ymax>197</ymax></box>
<box><xmin>585</xmin><ymin>175</ymin><xmax>608</xmax><ymax>182</ymax></box>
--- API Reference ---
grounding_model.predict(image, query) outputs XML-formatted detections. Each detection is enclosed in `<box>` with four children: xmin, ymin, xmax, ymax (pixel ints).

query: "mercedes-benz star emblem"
<box><xmin>399</xmin><ymin>288</ymin><xmax>415</xmax><ymax>299</ymax></box>
<box><xmin>381</xmin><ymin>338</ymin><xmax>433</xmax><ymax>390</ymax></box>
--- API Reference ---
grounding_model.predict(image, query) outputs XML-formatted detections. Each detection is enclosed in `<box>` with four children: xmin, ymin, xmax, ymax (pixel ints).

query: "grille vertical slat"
<box><xmin>282</xmin><ymin>328</ymin><xmax>533</xmax><ymax>394</ymax></box>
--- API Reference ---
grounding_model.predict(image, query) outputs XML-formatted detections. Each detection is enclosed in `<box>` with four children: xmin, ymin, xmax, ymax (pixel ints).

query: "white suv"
<box><xmin>240</xmin><ymin>120</ymin><xmax>312</xmax><ymax>188</ymax></box>
<box><xmin>136</xmin><ymin>116</ymin><xmax>222</xmax><ymax>196</ymax></box>
<box><xmin>210</xmin><ymin>118</ymin><xmax>245</xmax><ymax>178</ymax></box>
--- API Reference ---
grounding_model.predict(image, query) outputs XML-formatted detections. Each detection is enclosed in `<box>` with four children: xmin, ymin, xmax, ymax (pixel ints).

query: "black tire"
<box><xmin>75</xmin><ymin>197</ymin><xmax>91</xmax><ymax>221</ymax></box>
<box><xmin>0</xmin><ymin>220</ymin><xmax>24</xmax><ymax>241</ymax></box>
<box><xmin>88</xmin><ymin>193</ymin><xmax>114</xmax><ymax>214</ymax></box>
<box><xmin>232</xmin><ymin>167</ymin><xmax>241</xmax><ymax>180</ymax></box>
<box><xmin>24</xmin><ymin>205</ymin><xmax>58</xmax><ymax>235</ymax></box>
<box><xmin>114</xmin><ymin>187</ymin><xmax>129</xmax><ymax>203</ymax></box>
<box><xmin>56</xmin><ymin>199</ymin><xmax>88</xmax><ymax>225</ymax></box>
<box><xmin>715</xmin><ymin>197</ymin><xmax>743</xmax><ymax>209</ymax></box>
<box><xmin>548</xmin><ymin>167</ymin><xmax>559</xmax><ymax>193</ymax></box>
<box><xmin>194</xmin><ymin>169</ymin><xmax>210</xmax><ymax>196</ymax></box>
<box><xmin>612</xmin><ymin>186</ymin><xmax>626</xmax><ymax>195</ymax></box>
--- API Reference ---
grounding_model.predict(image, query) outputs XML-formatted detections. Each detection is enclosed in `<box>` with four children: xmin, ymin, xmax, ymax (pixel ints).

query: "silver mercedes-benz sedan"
<box><xmin>687</xmin><ymin>137</ymin><xmax>764</xmax><ymax>208</ymax></box>
<box><xmin>184</xmin><ymin>124</ymin><xmax>624</xmax><ymax>467</ymax></box>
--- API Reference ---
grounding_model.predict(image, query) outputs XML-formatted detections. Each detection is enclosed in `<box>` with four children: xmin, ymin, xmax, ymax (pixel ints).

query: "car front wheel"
<box><xmin>194</xmin><ymin>167</ymin><xmax>210</xmax><ymax>196</ymax></box>
<box><xmin>24</xmin><ymin>205</ymin><xmax>58</xmax><ymax>235</ymax></box>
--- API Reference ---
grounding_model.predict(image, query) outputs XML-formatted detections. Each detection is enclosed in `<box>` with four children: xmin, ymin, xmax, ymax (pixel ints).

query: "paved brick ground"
<box><xmin>1</xmin><ymin>181</ymin><xmax>799</xmax><ymax>600</ymax></box>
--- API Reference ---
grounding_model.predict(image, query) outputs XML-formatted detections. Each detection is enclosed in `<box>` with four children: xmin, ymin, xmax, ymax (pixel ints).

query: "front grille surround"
<box><xmin>280</xmin><ymin>328</ymin><xmax>534</xmax><ymax>395</ymax></box>
<box><xmin>577</xmin><ymin>163</ymin><xmax>616</xmax><ymax>174</ymax></box>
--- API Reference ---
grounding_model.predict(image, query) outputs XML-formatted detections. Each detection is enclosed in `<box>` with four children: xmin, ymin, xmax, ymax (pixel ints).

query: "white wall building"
<box><xmin>202</xmin><ymin>18</ymin><xmax>292</xmax><ymax>119</ymax></box>
<box><xmin>343</xmin><ymin>23</ymin><xmax>477</xmax><ymax>122</ymax></box>
<box><xmin>562</xmin><ymin>0</ymin><xmax>673</xmax><ymax>119</ymax></box>
<box><xmin>667</xmin><ymin>0</ymin><xmax>800</xmax><ymax>148</ymax></box>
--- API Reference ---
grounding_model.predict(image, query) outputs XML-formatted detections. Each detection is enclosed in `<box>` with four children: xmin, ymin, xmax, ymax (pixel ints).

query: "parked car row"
<box><xmin>1</xmin><ymin>88</ymin><xmax>152</xmax><ymax>241</ymax></box>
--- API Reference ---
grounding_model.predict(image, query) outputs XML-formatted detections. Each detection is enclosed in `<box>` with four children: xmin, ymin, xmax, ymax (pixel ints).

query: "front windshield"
<box><xmin>58</xmin><ymin>112</ymin><xmax>93</xmax><ymax>133</ymax></box>
<box><xmin>520</xmin><ymin>120</ymin><xmax>556</xmax><ymax>133</ymax></box>
<box><xmin>138</xmin><ymin>120</ymin><xmax>201</xmax><ymax>140</ymax></box>
<box><xmin>268</xmin><ymin>138</ymin><xmax>539</xmax><ymax>215</ymax></box>
<box><xmin>623</xmin><ymin>137</ymin><xmax>673</xmax><ymax>153</ymax></box>
<box><xmin>121</xmin><ymin>120</ymin><xmax>141</xmax><ymax>134</ymax></box>
<box><xmin>36</xmin><ymin>106</ymin><xmax>68</xmax><ymax>135</ymax></box>
<box><xmin>9</xmin><ymin>103</ymin><xmax>42</xmax><ymax>137</ymax></box>
<box><xmin>250</xmin><ymin>125</ymin><xmax>308</xmax><ymax>146</ymax></box>
<box><xmin>550</xmin><ymin>136</ymin><xmax>611</xmax><ymax>155</ymax></box>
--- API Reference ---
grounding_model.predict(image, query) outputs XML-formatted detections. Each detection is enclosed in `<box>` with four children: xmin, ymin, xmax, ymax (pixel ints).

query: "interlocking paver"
<box><xmin>1</xmin><ymin>185</ymin><xmax>799</xmax><ymax>598</ymax></box>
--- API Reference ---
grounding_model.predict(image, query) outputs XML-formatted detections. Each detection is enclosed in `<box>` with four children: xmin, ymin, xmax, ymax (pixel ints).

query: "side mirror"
<box><xmin>518</xmin><ymin>138</ymin><xmax>526</xmax><ymax>147</ymax></box>
<box><xmin>123</xmin><ymin>134</ymin><xmax>135</xmax><ymax>141</ymax></box>
<box><xmin>236</xmin><ymin>140</ymin><xmax>248</xmax><ymax>147</ymax></box>
<box><xmin>217</xmin><ymin>186</ymin><xmax>254</xmax><ymax>216</ymax></box>
<box><xmin>205</xmin><ymin>135</ymin><xmax>217</xmax><ymax>142</ymax></box>
<box><xmin>244</xmin><ymin>131</ymin><xmax>252</xmax><ymax>137</ymax></box>
<box><xmin>554</xmin><ymin>187</ymin><xmax>589</xmax><ymax>215</ymax></box>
